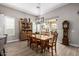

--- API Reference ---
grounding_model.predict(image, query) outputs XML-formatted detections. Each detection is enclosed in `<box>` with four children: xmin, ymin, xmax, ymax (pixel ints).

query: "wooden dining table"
<box><xmin>31</xmin><ymin>34</ymin><xmax>53</xmax><ymax>53</ymax></box>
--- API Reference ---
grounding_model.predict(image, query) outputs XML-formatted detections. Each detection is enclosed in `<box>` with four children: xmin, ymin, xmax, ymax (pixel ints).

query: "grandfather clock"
<box><xmin>62</xmin><ymin>20</ymin><xmax>69</xmax><ymax>45</ymax></box>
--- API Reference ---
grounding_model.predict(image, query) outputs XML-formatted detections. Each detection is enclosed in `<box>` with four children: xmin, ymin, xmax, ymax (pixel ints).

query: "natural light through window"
<box><xmin>5</xmin><ymin>16</ymin><xmax>15</xmax><ymax>36</ymax></box>
<box><xmin>48</xmin><ymin>19</ymin><xmax>57</xmax><ymax>32</ymax></box>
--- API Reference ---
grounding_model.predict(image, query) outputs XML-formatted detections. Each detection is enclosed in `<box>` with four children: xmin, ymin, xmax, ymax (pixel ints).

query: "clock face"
<box><xmin>63</xmin><ymin>21</ymin><xmax>69</xmax><ymax>29</ymax></box>
<box><xmin>64</xmin><ymin>24</ymin><xmax>67</xmax><ymax>28</ymax></box>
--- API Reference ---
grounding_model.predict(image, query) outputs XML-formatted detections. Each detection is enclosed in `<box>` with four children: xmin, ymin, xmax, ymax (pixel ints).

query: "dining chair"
<box><xmin>3</xmin><ymin>34</ymin><xmax>8</xmax><ymax>56</ymax></box>
<box><xmin>30</xmin><ymin>37</ymin><xmax>36</xmax><ymax>48</ymax></box>
<box><xmin>46</xmin><ymin>31</ymin><xmax>58</xmax><ymax>56</ymax></box>
<box><xmin>0</xmin><ymin>34</ymin><xmax>8</xmax><ymax>56</ymax></box>
<box><xmin>30</xmin><ymin>33</ymin><xmax>37</xmax><ymax>48</ymax></box>
<box><xmin>30</xmin><ymin>33</ymin><xmax>41</xmax><ymax>52</ymax></box>
<box><xmin>26</xmin><ymin>32</ymin><xmax>32</xmax><ymax>47</ymax></box>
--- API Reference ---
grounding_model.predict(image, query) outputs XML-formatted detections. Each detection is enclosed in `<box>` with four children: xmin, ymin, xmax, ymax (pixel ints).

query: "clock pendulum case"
<box><xmin>62</xmin><ymin>20</ymin><xmax>69</xmax><ymax>45</ymax></box>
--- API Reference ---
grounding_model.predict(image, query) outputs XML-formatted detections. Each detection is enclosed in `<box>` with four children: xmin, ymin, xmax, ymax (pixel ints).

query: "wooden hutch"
<box><xmin>19</xmin><ymin>18</ymin><xmax>32</xmax><ymax>41</ymax></box>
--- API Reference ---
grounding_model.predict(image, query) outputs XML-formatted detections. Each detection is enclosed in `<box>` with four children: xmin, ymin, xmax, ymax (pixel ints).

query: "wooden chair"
<box><xmin>30</xmin><ymin>33</ymin><xmax>37</xmax><ymax>48</ymax></box>
<box><xmin>46</xmin><ymin>31</ymin><xmax>58</xmax><ymax>56</ymax></box>
<box><xmin>30</xmin><ymin>37</ymin><xmax>36</xmax><ymax>49</ymax></box>
<box><xmin>30</xmin><ymin>33</ymin><xmax>41</xmax><ymax>52</ymax></box>
<box><xmin>26</xmin><ymin>32</ymin><xmax>32</xmax><ymax>47</ymax></box>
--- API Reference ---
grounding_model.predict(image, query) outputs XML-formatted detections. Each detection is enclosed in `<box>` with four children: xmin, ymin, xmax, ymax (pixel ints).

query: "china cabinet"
<box><xmin>19</xmin><ymin>18</ymin><xmax>32</xmax><ymax>41</ymax></box>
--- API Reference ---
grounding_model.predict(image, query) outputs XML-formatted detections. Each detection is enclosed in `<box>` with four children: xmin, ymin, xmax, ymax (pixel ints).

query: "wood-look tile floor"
<box><xmin>5</xmin><ymin>41</ymin><xmax>79</xmax><ymax>56</ymax></box>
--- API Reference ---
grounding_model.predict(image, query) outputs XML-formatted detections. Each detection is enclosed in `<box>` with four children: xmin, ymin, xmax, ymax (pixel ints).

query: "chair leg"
<box><xmin>3</xmin><ymin>48</ymin><xmax>6</xmax><ymax>56</ymax></box>
<box><xmin>0</xmin><ymin>52</ymin><xmax>2</xmax><ymax>56</ymax></box>
<box><xmin>27</xmin><ymin>40</ymin><xmax>29</xmax><ymax>46</ymax></box>
<box><xmin>30</xmin><ymin>41</ymin><xmax>32</xmax><ymax>48</ymax></box>
<box><xmin>47</xmin><ymin>47</ymin><xmax>49</xmax><ymax>52</ymax></box>
<box><xmin>40</xmin><ymin>46</ymin><xmax>43</xmax><ymax>53</ymax></box>
<box><xmin>51</xmin><ymin>47</ymin><xmax>53</xmax><ymax>56</ymax></box>
<box><xmin>55</xmin><ymin>46</ymin><xmax>57</xmax><ymax>54</ymax></box>
<box><xmin>36</xmin><ymin>44</ymin><xmax>38</xmax><ymax>52</ymax></box>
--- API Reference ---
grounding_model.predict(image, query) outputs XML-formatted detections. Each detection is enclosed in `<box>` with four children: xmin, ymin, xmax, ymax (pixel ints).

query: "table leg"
<box><xmin>40</xmin><ymin>40</ymin><xmax>46</xmax><ymax>53</ymax></box>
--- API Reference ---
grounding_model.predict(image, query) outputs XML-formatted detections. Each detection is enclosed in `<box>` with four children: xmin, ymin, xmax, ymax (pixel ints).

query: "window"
<box><xmin>32</xmin><ymin>22</ymin><xmax>36</xmax><ymax>33</ymax></box>
<box><xmin>32</xmin><ymin>22</ymin><xmax>41</xmax><ymax>33</ymax></box>
<box><xmin>5</xmin><ymin>16</ymin><xmax>15</xmax><ymax>36</ymax></box>
<box><xmin>48</xmin><ymin>19</ymin><xmax>57</xmax><ymax>32</ymax></box>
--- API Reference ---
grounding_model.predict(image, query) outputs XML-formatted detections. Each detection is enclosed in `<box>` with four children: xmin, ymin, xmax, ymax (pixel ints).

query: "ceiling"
<box><xmin>0</xmin><ymin>3</ymin><xmax>68</xmax><ymax>16</ymax></box>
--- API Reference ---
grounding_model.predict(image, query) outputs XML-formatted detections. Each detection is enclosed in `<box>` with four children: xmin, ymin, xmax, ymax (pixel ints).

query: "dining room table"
<box><xmin>31</xmin><ymin>34</ymin><xmax>53</xmax><ymax>53</ymax></box>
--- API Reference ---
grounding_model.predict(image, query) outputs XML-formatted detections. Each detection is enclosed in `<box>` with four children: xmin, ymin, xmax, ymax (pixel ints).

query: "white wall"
<box><xmin>42</xmin><ymin>3</ymin><xmax>79</xmax><ymax>47</ymax></box>
<box><xmin>0</xmin><ymin>14</ymin><xmax>5</xmax><ymax>34</ymax></box>
<box><xmin>0</xmin><ymin>5</ymin><xmax>36</xmax><ymax>43</ymax></box>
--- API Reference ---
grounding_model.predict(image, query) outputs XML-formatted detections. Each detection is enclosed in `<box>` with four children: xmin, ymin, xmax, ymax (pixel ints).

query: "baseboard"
<box><xmin>70</xmin><ymin>43</ymin><xmax>79</xmax><ymax>47</ymax></box>
<box><xmin>58</xmin><ymin>41</ymin><xmax>79</xmax><ymax>47</ymax></box>
<box><xmin>7</xmin><ymin>39</ymin><xmax>79</xmax><ymax>47</ymax></box>
<box><xmin>7</xmin><ymin>39</ymin><xmax>19</xmax><ymax>43</ymax></box>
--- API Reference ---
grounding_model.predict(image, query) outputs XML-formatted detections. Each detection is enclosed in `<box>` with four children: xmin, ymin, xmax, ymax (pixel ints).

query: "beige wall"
<box><xmin>42</xmin><ymin>3</ymin><xmax>79</xmax><ymax>47</ymax></box>
<box><xmin>0</xmin><ymin>5</ymin><xmax>36</xmax><ymax>42</ymax></box>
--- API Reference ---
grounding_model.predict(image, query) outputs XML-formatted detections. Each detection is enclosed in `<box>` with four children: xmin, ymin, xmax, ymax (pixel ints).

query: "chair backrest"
<box><xmin>0</xmin><ymin>36</ymin><xmax>6</xmax><ymax>51</ymax></box>
<box><xmin>30</xmin><ymin>33</ymin><xmax>36</xmax><ymax>42</ymax></box>
<box><xmin>0</xmin><ymin>34</ymin><xmax>7</xmax><ymax>53</ymax></box>
<box><xmin>52</xmin><ymin>31</ymin><xmax>58</xmax><ymax>45</ymax></box>
<box><xmin>51</xmin><ymin>31</ymin><xmax>54</xmax><ymax>35</ymax></box>
<box><xmin>4</xmin><ymin>34</ymin><xmax>8</xmax><ymax>44</ymax></box>
<box><xmin>28</xmin><ymin>32</ymin><xmax>32</xmax><ymax>38</ymax></box>
<box><xmin>0</xmin><ymin>38</ymin><xmax>4</xmax><ymax>51</ymax></box>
